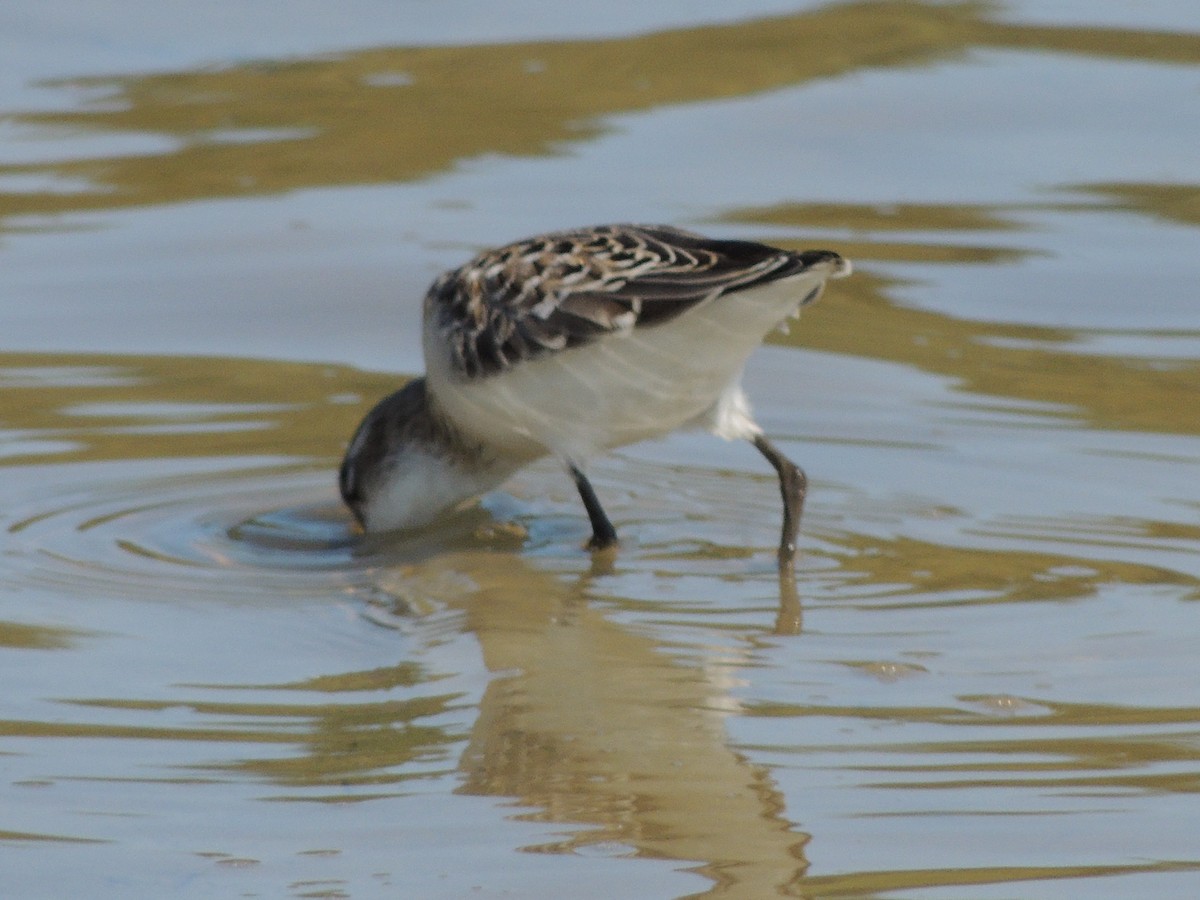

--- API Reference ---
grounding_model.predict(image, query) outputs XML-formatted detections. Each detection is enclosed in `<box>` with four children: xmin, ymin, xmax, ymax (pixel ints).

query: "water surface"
<box><xmin>2</xmin><ymin>2</ymin><xmax>1200</xmax><ymax>897</ymax></box>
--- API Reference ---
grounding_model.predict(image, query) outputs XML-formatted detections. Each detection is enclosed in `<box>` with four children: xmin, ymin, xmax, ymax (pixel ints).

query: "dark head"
<box><xmin>339</xmin><ymin>378</ymin><xmax>507</xmax><ymax>533</ymax></box>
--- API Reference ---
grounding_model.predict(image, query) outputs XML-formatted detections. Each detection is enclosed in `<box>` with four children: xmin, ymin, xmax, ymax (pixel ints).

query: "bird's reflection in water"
<box><xmin>375</xmin><ymin>552</ymin><xmax>809</xmax><ymax>896</ymax></box>
<box><xmin>775</xmin><ymin>570</ymin><xmax>803</xmax><ymax>637</ymax></box>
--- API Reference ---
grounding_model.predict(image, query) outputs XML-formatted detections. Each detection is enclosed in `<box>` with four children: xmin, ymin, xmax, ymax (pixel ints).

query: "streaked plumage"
<box><xmin>340</xmin><ymin>224</ymin><xmax>850</xmax><ymax>567</ymax></box>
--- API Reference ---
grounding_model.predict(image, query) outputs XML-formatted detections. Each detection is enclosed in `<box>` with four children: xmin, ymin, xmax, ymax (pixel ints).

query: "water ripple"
<box><xmin>3</xmin><ymin>460</ymin><xmax>362</xmax><ymax>601</ymax></box>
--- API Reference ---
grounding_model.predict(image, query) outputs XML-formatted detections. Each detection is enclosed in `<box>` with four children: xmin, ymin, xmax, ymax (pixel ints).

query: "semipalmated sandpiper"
<box><xmin>340</xmin><ymin>224</ymin><xmax>850</xmax><ymax>568</ymax></box>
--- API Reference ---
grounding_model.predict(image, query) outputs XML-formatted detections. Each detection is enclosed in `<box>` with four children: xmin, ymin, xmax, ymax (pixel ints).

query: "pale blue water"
<box><xmin>2</xmin><ymin>2</ymin><xmax>1199</xmax><ymax>898</ymax></box>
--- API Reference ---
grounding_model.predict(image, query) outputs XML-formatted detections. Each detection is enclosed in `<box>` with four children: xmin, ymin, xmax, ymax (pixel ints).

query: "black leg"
<box><xmin>570</xmin><ymin>465</ymin><xmax>619</xmax><ymax>551</ymax></box>
<box><xmin>751</xmin><ymin>434</ymin><xmax>807</xmax><ymax>569</ymax></box>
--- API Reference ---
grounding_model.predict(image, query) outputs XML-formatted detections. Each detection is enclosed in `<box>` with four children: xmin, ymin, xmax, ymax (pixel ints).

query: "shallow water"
<box><xmin>3</xmin><ymin>2</ymin><xmax>1200</xmax><ymax>897</ymax></box>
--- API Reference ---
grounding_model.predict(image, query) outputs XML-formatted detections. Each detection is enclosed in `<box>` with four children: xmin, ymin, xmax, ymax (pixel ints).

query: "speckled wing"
<box><xmin>424</xmin><ymin>224</ymin><xmax>840</xmax><ymax>379</ymax></box>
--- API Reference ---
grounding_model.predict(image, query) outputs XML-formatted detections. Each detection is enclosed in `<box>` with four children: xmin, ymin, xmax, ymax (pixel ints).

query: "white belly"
<box><xmin>425</xmin><ymin>272</ymin><xmax>824</xmax><ymax>462</ymax></box>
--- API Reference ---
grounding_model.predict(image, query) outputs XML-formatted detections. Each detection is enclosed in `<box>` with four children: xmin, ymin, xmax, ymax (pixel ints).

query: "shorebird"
<box><xmin>340</xmin><ymin>224</ymin><xmax>850</xmax><ymax>569</ymax></box>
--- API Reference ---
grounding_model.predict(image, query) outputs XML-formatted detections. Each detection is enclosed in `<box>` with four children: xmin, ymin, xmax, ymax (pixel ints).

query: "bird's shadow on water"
<box><xmin>774</xmin><ymin>569</ymin><xmax>804</xmax><ymax>635</ymax></box>
<box><xmin>228</xmin><ymin>488</ymin><xmax>815</xmax><ymax>894</ymax></box>
<box><xmin>358</xmin><ymin>539</ymin><xmax>812</xmax><ymax>895</ymax></box>
<box><xmin>582</xmin><ymin>541</ymin><xmax>805</xmax><ymax>636</ymax></box>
